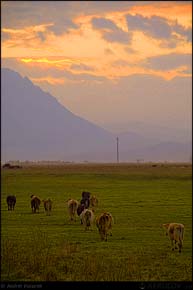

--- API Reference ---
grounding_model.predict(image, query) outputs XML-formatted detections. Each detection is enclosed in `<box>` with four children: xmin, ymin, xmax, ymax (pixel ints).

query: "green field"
<box><xmin>1</xmin><ymin>163</ymin><xmax>192</xmax><ymax>281</ymax></box>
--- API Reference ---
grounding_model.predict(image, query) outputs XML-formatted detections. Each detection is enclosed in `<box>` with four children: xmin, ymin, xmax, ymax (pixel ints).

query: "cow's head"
<box><xmin>162</xmin><ymin>223</ymin><xmax>170</xmax><ymax>235</ymax></box>
<box><xmin>162</xmin><ymin>223</ymin><xmax>170</xmax><ymax>229</ymax></box>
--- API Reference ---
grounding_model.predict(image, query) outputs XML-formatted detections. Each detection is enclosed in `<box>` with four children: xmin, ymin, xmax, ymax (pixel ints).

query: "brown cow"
<box><xmin>42</xmin><ymin>198</ymin><xmax>53</xmax><ymax>215</ymax></box>
<box><xmin>67</xmin><ymin>199</ymin><xmax>79</xmax><ymax>221</ymax></box>
<box><xmin>162</xmin><ymin>223</ymin><xmax>185</xmax><ymax>253</ymax></box>
<box><xmin>31</xmin><ymin>195</ymin><xmax>41</xmax><ymax>213</ymax></box>
<box><xmin>96</xmin><ymin>212</ymin><xmax>113</xmax><ymax>241</ymax></box>
<box><xmin>90</xmin><ymin>195</ymin><xmax>98</xmax><ymax>208</ymax></box>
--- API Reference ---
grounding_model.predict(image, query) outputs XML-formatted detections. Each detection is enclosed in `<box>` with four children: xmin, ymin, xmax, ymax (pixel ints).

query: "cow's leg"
<box><xmin>178</xmin><ymin>241</ymin><xmax>182</xmax><ymax>253</ymax></box>
<box><xmin>174</xmin><ymin>240</ymin><xmax>178</xmax><ymax>249</ymax></box>
<box><xmin>171</xmin><ymin>239</ymin><xmax>174</xmax><ymax>251</ymax></box>
<box><xmin>99</xmin><ymin>231</ymin><xmax>104</xmax><ymax>241</ymax></box>
<box><xmin>102</xmin><ymin>231</ymin><xmax>107</xmax><ymax>241</ymax></box>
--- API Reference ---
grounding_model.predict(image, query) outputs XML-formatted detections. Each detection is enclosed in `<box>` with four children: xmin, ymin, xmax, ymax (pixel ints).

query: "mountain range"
<box><xmin>1</xmin><ymin>68</ymin><xmax>192</xmax><ymax>163</ymax></box>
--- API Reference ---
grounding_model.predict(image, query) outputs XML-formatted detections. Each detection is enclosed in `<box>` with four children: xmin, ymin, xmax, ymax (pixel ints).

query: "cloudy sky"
<box><xmin>1</xmin><ymin>1</ymin><xmax>192</xmax><ymax>132</ymax></box>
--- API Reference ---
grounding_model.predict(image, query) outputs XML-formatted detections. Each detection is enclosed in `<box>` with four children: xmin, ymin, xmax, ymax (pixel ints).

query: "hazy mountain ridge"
<box><xmin>101</xmin><ymin>121</ymin><xmax>192</xmax><ymax>144</ymax></box>
<box><xmin>1</xmin><ymin>68</ymin><xmax>191</xmax><ymax>162</ymax></box>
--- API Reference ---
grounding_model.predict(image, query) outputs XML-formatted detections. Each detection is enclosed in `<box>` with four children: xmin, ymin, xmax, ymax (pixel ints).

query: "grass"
<box><xmin>1</xmin><ymin>163</ymin><xmax>192</xmax><ymax>281</ymax></box>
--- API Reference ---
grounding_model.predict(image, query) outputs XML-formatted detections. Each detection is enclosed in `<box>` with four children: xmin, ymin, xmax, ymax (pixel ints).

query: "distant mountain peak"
<box><xmin>1</xmin><ymin>68</ymin><xmax>115</xmax><ymax>162</ymax></box>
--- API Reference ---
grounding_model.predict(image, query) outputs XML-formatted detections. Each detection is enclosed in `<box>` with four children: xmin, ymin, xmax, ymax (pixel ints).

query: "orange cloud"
<box><xmin>96</xmin><ymin>63</ymin><xmax>191</xmax><ymax>81</ymax></box>
<box><xmin>9</xmin><ymin>22</ymin><xmax>52</xmax><ymax>31</ymax></box>
<box><xmin>30</xmin><ymin>76</ymin><xmax>65</xmax><ymax>85</ymax></box>
<box><xmin>2</xmin><ymin>23</ymin><xmax>55</xmax><ymax>57</ymax></box>
<box><xmin>20</xmin><ymin>57</ymin><xmax>95</xmax><ymax>70</ymax></box>
<box><xmin>2</xmin><ymin>2</ymin><xmax>191</xmax><ymax>60</ymax></box>
<box><xmin>19</xmin><ymin>56</ymin><xmax>191</xmax><ymax>82</ymax></box>
<box><xmin>21</xmin><ymin>57</ymin><xmax>90</xmax><ymax>64</ymax></box>
<box><xmin>129</xmin><ymin>2</ymin><xmax>192</xmax><ymax>28</ymax></box>
<box><xmin>2</xmin><ymin>23</ymin><xmax>53</xmax><ymax>36</ymax></box>
<box><xmin>21</xmin><ymin>57</ymin><xmax>83</xmax><ymax>67</ymax></box>
<box><xmin>30</xmin><ymin>76</ymin><xmax>94</xmax><ymax>86</ymax></box>
<box><xmin>73</xmin><ymin>2</ymin><xmax>192</xmax><ymax>30</ymax></box>
<box><xmin>2</xmin><ymin>1</ymin><xmax>191</xmax><ymax>82</ymax></box>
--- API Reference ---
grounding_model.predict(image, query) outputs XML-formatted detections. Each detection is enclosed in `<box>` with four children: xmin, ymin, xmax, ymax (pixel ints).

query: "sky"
<box><xmin>1</xmin><ymin>1</ymin><xmax>192</xmax><ymax>133</ymax></box>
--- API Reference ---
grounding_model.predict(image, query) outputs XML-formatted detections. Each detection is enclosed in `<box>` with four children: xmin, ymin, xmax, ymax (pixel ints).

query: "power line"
<box><xmin>116</xmin><ymin>137</ymin><xmax>119</xmax><ymax>163</ymax></box>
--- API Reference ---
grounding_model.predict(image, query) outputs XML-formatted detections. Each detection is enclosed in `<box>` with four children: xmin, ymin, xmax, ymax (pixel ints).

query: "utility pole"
<box><xmin>116</xmin><ymin>137</ymin><xmax>119</xmax><ymax>163</ymax></box>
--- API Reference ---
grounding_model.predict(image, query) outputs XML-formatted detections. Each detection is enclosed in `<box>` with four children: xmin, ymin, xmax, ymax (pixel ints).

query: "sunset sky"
<box><xmin>1</xmin><ymin>1</ymin><xmax>192</xmax><ymax>132</ymax></box>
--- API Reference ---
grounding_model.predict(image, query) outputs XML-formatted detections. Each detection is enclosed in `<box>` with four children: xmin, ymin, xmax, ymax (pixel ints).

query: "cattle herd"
<box><xmin>6</xmin><ymin>192</ymin><xmax>185</xmax><ymax>248</ymax></box>
<box><xmin>65</xmin><ymin>191</ymin><xmax>113</xmax><ymax>241</ymax></box>
<box><xmin>6</xmin><ymin>191</ymin><xmax>113</xmax><ymax>242</ymax></box>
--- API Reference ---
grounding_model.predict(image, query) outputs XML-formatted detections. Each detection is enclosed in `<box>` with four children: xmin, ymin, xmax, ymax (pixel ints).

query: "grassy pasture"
<box><xmin>1</xmin><ymin>163</ymin><xmax>192</xmax><ymax>281</ymax></box>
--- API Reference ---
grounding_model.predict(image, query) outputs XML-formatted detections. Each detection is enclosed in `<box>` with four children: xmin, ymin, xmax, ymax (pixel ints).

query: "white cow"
<box><xmin>80</xmin><ymin>209</ymin><xmax>94</xmax><ymax>231</ymax></box>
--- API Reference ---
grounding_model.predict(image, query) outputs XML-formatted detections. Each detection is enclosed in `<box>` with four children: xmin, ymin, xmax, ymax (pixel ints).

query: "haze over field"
<box><xmin>1</xmin><ymin>1</ymin><xmax>192</xmax><ymax>162</ymax></box>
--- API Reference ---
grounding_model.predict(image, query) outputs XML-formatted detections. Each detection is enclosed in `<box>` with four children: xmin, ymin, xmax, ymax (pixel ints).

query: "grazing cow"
<box><xmin>96</xmin><ymin>212</ymin><xmax>113</xmax><ymax>241</ymax></box>
<box><xmin>81</xmin><ymin>209</ymin><xmax>94</xmax><ymax>231</ymax></box>
<box><xmin>6</xmin><ymin>195</ymin><xmax>16</xmax><ymax>210</ymax></box>
<box><xmin>162</xmin><ymin>223</ymin><xmax>185</xmax><ymax>253</ymax></box>
<box><xmin>31</xmin><ymin>195</ymin><xmax>41</xmax><ymax>213</ymax></box>
<box><xmin>67</xmin><ymin>199</ymin><xmax>79</xmax><ymax>221</ymax></box>
<box><xmin>90</xmin><ymin>195</ymin><xmax>98</xmax><ymax>208</ymax></box>
<box><xmin>3</xmin><ymin>163</ymin><xmax>11</xmax><ymax>169</ymax></box>
<box><xmin>2</xmin><ymin>163</ymin><xmax>22</xmax><ymax>169</ymax></box>
<box><xmin>42</xmin><ymin>198</ymin><xmax>53</xmax><ymax>215</ymax></box>
<box><xmin>81</xmin><ymin>191</ymin><xmax>91</xmax><ymax>209</ymax></box>
<box><xmin>77</xmin><ymin>204</ymin><xmax>85</xmax><ymax>224</ymax></box>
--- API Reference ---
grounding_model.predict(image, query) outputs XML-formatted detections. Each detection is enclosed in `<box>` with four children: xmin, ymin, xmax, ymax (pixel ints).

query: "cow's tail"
<box><xmin>179</xmin><ymin>226</ymin><xmax>184</xmax><ymax>245</ymax></box>
<box><xmin>100</xmin><ymin>215</ymin><xmax>109</xmax><ymax>230</ymax></box>
<box><xmin>176</xmin><ymin>226</ymin><xmax>184</xmax><ymax>248</ymax></box>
